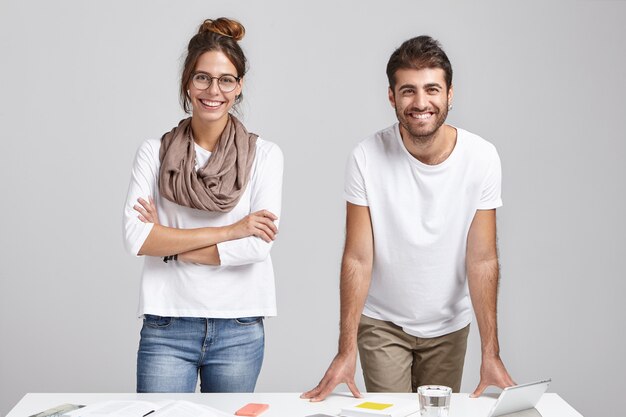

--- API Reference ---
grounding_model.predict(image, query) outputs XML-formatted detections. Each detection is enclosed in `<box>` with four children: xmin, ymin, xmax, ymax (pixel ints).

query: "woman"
<box><xmin>122</xmin><ymin>17</ymin><xmax>283</xmax><ymax>393</ymax></box>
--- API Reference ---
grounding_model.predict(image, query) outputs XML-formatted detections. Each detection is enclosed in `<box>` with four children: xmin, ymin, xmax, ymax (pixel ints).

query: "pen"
<box><xmin>143</xmin><ymin>411</ymin><xmax>155</xmax><ymax>417</ymax></box>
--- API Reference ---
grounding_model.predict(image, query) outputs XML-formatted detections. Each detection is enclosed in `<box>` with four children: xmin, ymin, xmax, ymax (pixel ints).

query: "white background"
<box><xmin>1</xmin><ymin>1</ymin><xmax>624</xmax><ymax>417</ymax></box>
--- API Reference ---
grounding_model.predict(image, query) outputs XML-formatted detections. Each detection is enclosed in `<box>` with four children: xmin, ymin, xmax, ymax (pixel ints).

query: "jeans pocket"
<box><xmin>234</xmin><ymin>316</ymin><xmax>263</xmax><ymax>325</ymax></box>
<box><xmin>143</xmin><ymin>314</ymin><xmax>174</xmax><ymax>328</ymax></box>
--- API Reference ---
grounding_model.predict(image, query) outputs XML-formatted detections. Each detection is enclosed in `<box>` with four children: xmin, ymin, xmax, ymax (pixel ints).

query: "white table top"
<box><xmin>7</xmin><ymin>392</ymin><xmax>583</xmax><ymax>417</ymax></box>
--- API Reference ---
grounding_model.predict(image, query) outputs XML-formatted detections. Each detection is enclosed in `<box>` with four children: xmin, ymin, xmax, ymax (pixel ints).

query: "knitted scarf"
<box><xmin>158</xmin><ymin>115</ymin><xmax>257</xmax><ymax>212</ymax></box>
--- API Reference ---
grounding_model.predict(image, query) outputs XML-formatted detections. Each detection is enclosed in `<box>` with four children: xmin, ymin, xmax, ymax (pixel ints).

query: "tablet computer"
<box><xmin>487</xmin><ymin>379</ymin><xmax>551</xmax><ymax>417</ymax></box>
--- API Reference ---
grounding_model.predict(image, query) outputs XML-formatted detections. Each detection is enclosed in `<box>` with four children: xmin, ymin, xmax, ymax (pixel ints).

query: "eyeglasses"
<box><xmin>191</xmin><ymin>72</ymin><xmax>240</xmax><ymax>93</ymax></box>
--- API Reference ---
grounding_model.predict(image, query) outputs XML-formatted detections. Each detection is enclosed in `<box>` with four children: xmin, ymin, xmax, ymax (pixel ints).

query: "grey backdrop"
<box><xmin>1</xmin><ymin>1</ymin><xmax>624</xmax><ymax>417</ymax></box>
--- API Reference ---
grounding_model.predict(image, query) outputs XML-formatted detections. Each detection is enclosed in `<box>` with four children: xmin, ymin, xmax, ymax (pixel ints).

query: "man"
<box><xmin>302</xmin><ymin>35</ymin><xmax>515</xmax><ymax>401</ymax></box>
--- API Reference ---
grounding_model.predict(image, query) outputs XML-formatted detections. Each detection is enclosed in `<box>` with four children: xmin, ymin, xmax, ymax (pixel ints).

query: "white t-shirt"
<box><xmin>123</xmin><ymin>137</ymin><xmax>283</xmax><ymax>318</ymax></box>
<box><xmin>344</xmin><ymin>123</ymin><xmax>502</xmax><ymax>337</ymax></box>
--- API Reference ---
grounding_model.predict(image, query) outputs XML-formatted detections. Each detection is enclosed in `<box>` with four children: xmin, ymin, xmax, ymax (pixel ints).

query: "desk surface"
<box><xmin>7</xmin><ymin>392</ymin><xmax>583</xmax><ymax>417</ymax></box>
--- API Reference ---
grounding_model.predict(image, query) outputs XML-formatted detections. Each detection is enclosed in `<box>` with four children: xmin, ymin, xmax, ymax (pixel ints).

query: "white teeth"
<box><xmin>200</xmin><ymin>99</ymin><xmax>222</xmax><ymax>107</ymax></box>
<box><xmin>411</xmin><ymin>113</ymin><xmax>432</xmax><ymax>119</ymax></box>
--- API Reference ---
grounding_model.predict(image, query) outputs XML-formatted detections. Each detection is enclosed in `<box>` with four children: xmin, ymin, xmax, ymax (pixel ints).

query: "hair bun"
<box><xmin>199</xmin><ymin>18</ymin><xmax>245</xmax><ymax>41</ymax></box>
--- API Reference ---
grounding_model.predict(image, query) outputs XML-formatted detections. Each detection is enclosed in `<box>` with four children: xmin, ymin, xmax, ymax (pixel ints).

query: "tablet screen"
<box><xmin>488</xmin><ymin>379</ymin><xmax>551</xmax><ymax>417</ymax></box>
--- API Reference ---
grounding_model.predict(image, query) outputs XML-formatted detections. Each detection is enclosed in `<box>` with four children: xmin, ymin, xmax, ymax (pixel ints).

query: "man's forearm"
<box><xmin>338</xmin><ymin>256</ymin><xmax>372</xmax><ymax>354</ymax></box>
<box><xmin>467</xmin><ymin>258</ymin><xmax>500</xmax><ymax>357</ymax></box>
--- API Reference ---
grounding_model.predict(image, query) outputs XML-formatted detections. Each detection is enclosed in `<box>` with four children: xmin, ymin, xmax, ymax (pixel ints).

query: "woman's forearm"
<box><xmin>138</xmin><ymin>224</ymin><xmax>231</xmax><ymax>256</ymax></box>
<box><xmin>178</xmin><ymin>245</ymin><xmax>221</xmax><ymax>265</ymax></box>
<box><xmin>133</xmin><ymin>197</ymin><xmax>277</xmax><ymax>259</ymax></box>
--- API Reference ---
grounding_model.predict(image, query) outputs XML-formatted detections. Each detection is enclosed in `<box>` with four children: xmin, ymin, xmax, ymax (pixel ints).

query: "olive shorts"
<box><xmin>357</xmin><ymin>314</ymin><xmax>470</xmax><ymax>393</ymax></box>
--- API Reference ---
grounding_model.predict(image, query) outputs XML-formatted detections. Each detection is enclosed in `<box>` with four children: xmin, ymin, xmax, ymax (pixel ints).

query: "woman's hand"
<box><xmin>134</xmin><ymin>197</ymin><xmax>160</xmax><ymax>225</ymax></box>
<box><xmin>228</xmin><ymin>210</ymin><xmax>278</xmax><ymax>243</ymax></box>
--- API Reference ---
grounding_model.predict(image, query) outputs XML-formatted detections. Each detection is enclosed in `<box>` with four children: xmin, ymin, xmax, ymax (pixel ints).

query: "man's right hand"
<box><xmin>300</xmin><ymin>350</ymin><xmax>362</xmax><ymax>402</ymax></box>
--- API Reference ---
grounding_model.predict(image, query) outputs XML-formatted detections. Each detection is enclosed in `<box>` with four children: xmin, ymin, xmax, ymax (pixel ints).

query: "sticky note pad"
<box><xmin>355</xmin><ymin>402</ymin><xmax>393</xmax><ymax>410</ymax></box>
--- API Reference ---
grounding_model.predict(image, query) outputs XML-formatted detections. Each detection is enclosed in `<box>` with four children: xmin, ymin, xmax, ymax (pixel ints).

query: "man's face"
<box><xmin>388</xmin><ymin>67</ymin><xmax>453</xmax><ymax>142</ymax></box>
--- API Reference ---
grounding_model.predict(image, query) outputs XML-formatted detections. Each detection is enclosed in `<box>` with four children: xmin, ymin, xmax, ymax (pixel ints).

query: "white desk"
<box><xmin>7</xmin><ymin>392</ymin><xmax>583</xmax><ymax>417</ymax></box>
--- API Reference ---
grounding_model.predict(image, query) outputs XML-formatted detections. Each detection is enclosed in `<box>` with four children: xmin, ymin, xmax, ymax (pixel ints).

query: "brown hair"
<box><xmin>180</xmin><ymin>18</ymin><xmax>247</xmax><ymax>113</ymax></box>
<box><xmin>386</xmin><ymin>35</ymin><xmax>452</xmax><ymax>91</ymax></box>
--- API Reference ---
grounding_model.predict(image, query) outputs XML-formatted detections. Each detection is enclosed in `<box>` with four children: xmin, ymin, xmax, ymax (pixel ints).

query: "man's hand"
<box><xmin>300</xmin><ymin>351</ymin><xmax>362</xmax><ymax>402</ymax></box>
<box><xmin>470</xmin><ymin>354</ymin><xmax>515</xmax><ymax>397</ymax></box>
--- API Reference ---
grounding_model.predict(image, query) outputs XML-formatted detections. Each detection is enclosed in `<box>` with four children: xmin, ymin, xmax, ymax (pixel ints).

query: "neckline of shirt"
<box><xmin>194</xmin><ymin>142</ymin><xmax>212</xmax><ymax>171</ymax></box>
<box><xmin>393</xmin><ymin>123</ymin><xmax>464</xmax><ymax>171</ymax></box>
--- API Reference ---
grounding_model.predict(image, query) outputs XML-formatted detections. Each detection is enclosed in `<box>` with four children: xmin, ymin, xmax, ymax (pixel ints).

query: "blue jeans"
<box><xmin>136</xmin><ymin>315</ymin><xmax>264</xmax><ymax>393</ymax></box>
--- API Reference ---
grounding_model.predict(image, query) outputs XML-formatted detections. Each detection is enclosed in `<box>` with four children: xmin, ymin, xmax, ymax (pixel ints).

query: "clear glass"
<box><xmin>418</xmin><ymin>385</ymin><xmax>452</xmax><ymax>417</ymax></box>
<box><xmin>191</xmin><ymin>73</ymin><xmax>239</xmax><ymax>92</ymax></box>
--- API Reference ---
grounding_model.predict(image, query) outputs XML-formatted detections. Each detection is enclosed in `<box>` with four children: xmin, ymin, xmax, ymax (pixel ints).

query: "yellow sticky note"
<box><xmin>356</xmin><ymin>401</ymin><xmax>393</xmax><ymax>410</ymax></box>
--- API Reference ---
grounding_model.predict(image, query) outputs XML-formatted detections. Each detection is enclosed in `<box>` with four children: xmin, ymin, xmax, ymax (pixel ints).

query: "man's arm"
<box><xmin>466</xmin><ymin>209</ymin><xmax>515</xmax><ymax>397</ymax></box>
<box><xmin>301</xmin><ymin>202</ymin><xmax>374</xmax><ymax>402</ymax></box>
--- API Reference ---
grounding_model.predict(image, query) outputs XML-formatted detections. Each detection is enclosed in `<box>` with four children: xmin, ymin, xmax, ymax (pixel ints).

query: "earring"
<box><xmin>448</xmin><ymin>104</ymin><xmax>453</xmax><ymax>111</ymax></box>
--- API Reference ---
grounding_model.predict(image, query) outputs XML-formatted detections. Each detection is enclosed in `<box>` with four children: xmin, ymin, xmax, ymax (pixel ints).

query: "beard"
<box><xmin>395</xmin><ymin>103</ymin><xmax>449</xmax><ymax>143</ymax></box>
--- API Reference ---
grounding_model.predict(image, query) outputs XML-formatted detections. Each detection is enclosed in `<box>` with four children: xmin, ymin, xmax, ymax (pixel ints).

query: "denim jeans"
<box><xmin>137</xmin><ymin>315</ymin><xmax>264</xmax><ymax>393</ymax></box>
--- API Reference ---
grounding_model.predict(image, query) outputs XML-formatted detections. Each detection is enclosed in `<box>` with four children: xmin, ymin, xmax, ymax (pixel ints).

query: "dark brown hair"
<box><xmin>386</xmin><ymin>35</ymin><xmax>452</xmax><ymax>91</ymax></box>
<box><xmin>180</xmin><ymin>18</ymin><xmax>247</xmax><ymax>113</ymax></box>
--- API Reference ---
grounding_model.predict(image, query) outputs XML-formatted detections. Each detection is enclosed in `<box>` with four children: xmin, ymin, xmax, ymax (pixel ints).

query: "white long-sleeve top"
<box><xmin>123</xmin><ymin>137</ymin><xmax>283</xmax><ymax>318</ymax></box>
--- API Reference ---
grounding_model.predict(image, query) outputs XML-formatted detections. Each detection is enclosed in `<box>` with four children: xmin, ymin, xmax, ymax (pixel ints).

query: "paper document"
<box><xmin>64</xmin><ymin>400</ymin><xmax>231</xmax><ymax>417</ymax></box>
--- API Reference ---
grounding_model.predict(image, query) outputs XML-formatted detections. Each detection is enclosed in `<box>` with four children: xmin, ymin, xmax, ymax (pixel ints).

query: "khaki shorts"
<box><xmin>357</xmin><ymin>314</ymin><xmax>469</xmax><ymax>393</ymax></box>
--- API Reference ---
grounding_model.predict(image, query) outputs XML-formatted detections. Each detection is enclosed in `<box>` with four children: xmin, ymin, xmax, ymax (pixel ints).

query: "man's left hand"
<box><xmin>470</xmin><ymin>355</ymin><xmax>515</xmax><ymax>397</ymax></box>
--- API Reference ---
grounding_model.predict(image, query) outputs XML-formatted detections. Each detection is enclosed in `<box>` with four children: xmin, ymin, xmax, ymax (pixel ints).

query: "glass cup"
<box><xmin>418</xmin><ymin>385</ymin><xmax>452</xmax><ymax>417</ymax></box>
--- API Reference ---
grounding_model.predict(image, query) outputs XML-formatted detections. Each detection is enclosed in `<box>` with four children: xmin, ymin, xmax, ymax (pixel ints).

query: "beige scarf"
<box><xmin>158</xmin><ymin>115</ymin><xmax>257</xmax><ymax>212</ymax></box>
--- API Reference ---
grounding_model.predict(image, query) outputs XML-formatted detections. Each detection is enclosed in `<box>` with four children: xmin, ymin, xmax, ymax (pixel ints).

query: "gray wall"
<box><xmin>1</xmin><ymin>1</ymin><xmax>624</xmax><ymax>417</ymax></box>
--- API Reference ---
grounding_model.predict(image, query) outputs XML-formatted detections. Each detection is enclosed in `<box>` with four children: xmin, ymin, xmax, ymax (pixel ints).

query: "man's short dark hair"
<box><xmin>386</xmin><ymin>35</ymin><xmax>453</xmax><ymax>91</ymax></box>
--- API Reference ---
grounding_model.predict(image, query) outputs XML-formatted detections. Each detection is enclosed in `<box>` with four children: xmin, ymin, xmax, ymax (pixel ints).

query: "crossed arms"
<box><xmin>122</xmin><ymin>140</ymin><xmax>283</xmax><ymax>266</ymax></box>
<box><xmin>134</xmin><ymin>196</ymin><xmax>278</xmax><ymax>265</ymax></box>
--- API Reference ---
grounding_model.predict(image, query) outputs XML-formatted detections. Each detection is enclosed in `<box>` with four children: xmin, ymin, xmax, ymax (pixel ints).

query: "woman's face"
<box><xmin>189</xmin><ymin>50</ymin><xmax>242</xmax><ymax>125</ymax></box>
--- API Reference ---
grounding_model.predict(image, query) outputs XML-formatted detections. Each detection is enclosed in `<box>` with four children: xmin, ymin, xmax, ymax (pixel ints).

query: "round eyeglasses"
<box><xmin>191</xmin><ymin>72</ymin><xmax>240</xmax><ymax>93</ymax></box>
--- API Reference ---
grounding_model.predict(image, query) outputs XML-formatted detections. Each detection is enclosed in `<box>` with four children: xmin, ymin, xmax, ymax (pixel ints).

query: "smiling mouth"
<box><xmin>198</xmin><ymin>99</ymin><xmax>224</xmax><ymax>109</ymax></box>
<box><xmin>408</xmin><ymin>112</ymin><xmax>434</xmax><ymax>120</ymax></box>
